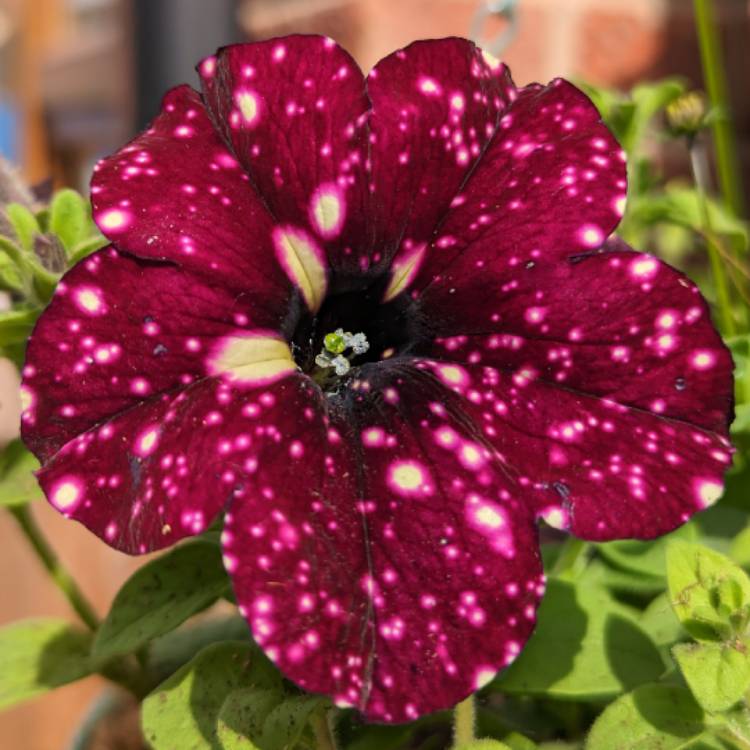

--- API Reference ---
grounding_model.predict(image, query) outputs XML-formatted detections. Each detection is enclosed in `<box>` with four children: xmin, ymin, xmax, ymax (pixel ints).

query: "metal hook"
<box><xmin>469</xmin><ymin>0</ymin><xmax>519</xmax><ymax>58</ymax></box>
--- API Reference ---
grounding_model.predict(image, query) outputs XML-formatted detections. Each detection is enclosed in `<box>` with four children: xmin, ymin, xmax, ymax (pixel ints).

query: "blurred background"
<box><xmin>0</xmin><ymin>0</ymin><xmax>749</xmax><ymax>747</ymax></box>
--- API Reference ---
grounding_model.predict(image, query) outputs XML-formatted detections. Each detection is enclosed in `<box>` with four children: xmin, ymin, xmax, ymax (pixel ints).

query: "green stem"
<box><xmin>552</xmin><ymin>537</ymin><xmax>590</xmax><ymax>580</ymax></box>
<box><xmin>311</xmin><ymin>709</ymin><xmax>338</xmax><ymax>750</ymax></box>
<box><xmin>694</xmin><ymin>0</ymin><xmax>745</xmax><ymax>220</ymax></box>
<box><xmin>9</xmin><ymin>505</ymin><xmax>100</xmax><ymax>632</ymax></box>
<box><xmin>452</xmin><ymin>694</ymin><xmax>476</xmax><ymax>748</ymax></box>
<box><xmin>689</xmin><ymin>138</ymin><xmax>737</xmax><ymax>338</ymax></box>
<box><xmin>8</xmin><ymin>505</ymin><xmax>154</xmax><ymax>699</ymax></box>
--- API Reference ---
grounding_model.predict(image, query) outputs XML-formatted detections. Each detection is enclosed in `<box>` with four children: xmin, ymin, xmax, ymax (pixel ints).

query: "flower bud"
<box><xmin>666</xmin><ymin>91</ymin><xmax>708</xmax><ymax>137</ymax></box>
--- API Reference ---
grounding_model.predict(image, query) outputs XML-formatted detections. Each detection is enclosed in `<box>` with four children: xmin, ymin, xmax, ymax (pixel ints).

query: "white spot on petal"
<box><xmin>387</xmin><ymin>460</ymin><xmax>431</xmax><ymax>497</ymax></box>
<box><xmin>97</xmin><ymin>209</ymin><xmax>131</xmax><ymax>232</ymax></box>
<box><xmin>579</xmin><ymin>224</ymin><xmax>604</xmax><ymax>247</ymax></box>
<box><xmin>51</xmin><ymin>478</ymin><xmax>82</xmax><ymax>512</ymax></box>
<box><xmin>235</xmin><ymin>89</ymin><xmax>259</xmax><ymax>125</ymax></box>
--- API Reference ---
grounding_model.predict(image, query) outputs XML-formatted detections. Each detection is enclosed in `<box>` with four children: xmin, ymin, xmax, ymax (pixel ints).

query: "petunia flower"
<box><xmin>21</xmin><ymin>36</ymin><xmax>733</xmax><ymax>722</ymax></box>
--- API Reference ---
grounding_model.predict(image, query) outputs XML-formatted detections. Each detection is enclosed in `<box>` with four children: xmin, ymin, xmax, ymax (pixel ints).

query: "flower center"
<box><xmin>312</xmin><ymin>329</ymin><xmax>370</xmax><ymax>384</ymax></box>
<box><xmin>289</xmin><ymin>281</ymin><xmax>429</xmax><ymax>391</ymax></box>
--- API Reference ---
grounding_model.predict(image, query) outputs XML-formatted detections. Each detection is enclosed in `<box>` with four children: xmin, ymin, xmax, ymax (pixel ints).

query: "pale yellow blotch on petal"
<box><xmin>383</xmin><ymin>243</ymin><xmax>427</xmax><ymax>302</ymax></box>
<box><xmin>696</xmin><ymin>480</ymin><xmax>723</xmax><ymax>508</ymax></box>
<box><xmin>273</xmin><ymin>227</ymin><xmax>328</xmax><ymax>312</ymax></box>
<box><xmin>540</xmin><ymin>507</ymin><xmax>567</xmax><ymax>530</ymax></box>
<box><xmin>311</xmin><ymin>188</ymin><xmax>344</xmax><ymax>237</ymax></box>
<box><xmin>475</xmin><ymin>504</ymin><xmax>503</xmax><ymax>529</ymax></box>
<box><xmin>481</xmin><ymin>49</ymin><xmax>502</xmax><ymax>71</ymax></box>
<box><xmin>209</xmin><ymin>333</ymin><xmax>297</xmax><ymax>386</ymax></box>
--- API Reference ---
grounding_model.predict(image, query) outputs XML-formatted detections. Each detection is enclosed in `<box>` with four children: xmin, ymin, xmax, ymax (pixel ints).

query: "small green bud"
<box><xmin>666</xmin><ymin>91</ymin><xmax>708</xmax><ymax>137</ymax></box>
<box><xmin>324</xmin><ymin>331</ymin><xmax>346</xmax><ymax>354</ymax></box>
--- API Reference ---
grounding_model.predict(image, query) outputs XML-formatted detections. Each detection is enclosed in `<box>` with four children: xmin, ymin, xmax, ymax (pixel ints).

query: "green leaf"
<box><xmin>0</xmin><ymin>439</ymin><xmax>42</xmax><ymax>508</ymax></box>
<box><xmin>691</xmin><ymin>504</ymin><xmax>750</xmax><ymax>557</ymax></box>
<box><xmin>5</xmin><ymin>203</ymin><xmax>39</xmax><ymax>252</ymax></box>
<box><xmin>586</xmin><ymin>684</ymin><xmax>707</xmax><ymax>750</ymax></box>
<box><xmin>69</xmin><ymin>234</ymin><xmax>108</xmax><ymax>264</ymax></box>
<box><xmin>0</xmin><ymin>618</ymin><xmax>93</xmax><ymax>709</ymax></box>
<box><xmin>582</xmin><ymin>558</ymin><xmax>666</xmax><ymax>597</ymax></box>
<box><xmin>641</xmin><ymin>593</ymin><xmax>685</xmax><ymax>648</ymax></box>
<box><xmin>216</xmin><ymin>687</ymin><xmax>282</xmax><ymax>749</ymax></box>
<box><xmin>666</xmin><ymin>541</ymin><xmax>750</xmax><ymax>641</ymax></box>
<box><xmin>0</xmin><ymin>245</ymin><xmax>24</xmax><ymax>292</ymax></box>
<box><xmin>493</xmin><ymin>579</ymin><xmax>663</xmax><ymax>699</ymax></box>
<box><xmin>722</xmin><ymin>706</ymin><xmax>750</xmax><ymax>749</ymax></box>
<box><xmin>343</xmin><ymin>722</ymin><xmax>418</xmax><ymax>750</ymax></box>
<box><xmin>500</xmin><ymin>733</ymin><xmax>538</xmax><ymax>750</ymax></box>
<box><xmin>0</xmin><ymin>307</ymin><xmax>38</xmax><ymax>347</ymax></box>
<box><xmin>49</xmin><ymin>189</ymin><xmax>89</xmax><ymax>253</ymax></box>
<box><xmin>731</xmin><ymin>525</ymin><xmax>750</xmax><ymax>568</ymax></box>
<box><xmin>92</xmin><ymin>542</ymin><xmax>230</xmax><ymax>664</ymax></box>
<box><xmin>261</xmin><ymin>694</ymin><xmax>326</xmax><ymax>750</ymax></box>
<box><xmin>579</xmin><ymin>79</ymin><xmax>685</xmax><ymax>157</ymax></box>
<box><xmin>729</xmin><ymin>335</ymin><xmax>750</xmax><ymax>393</ymax></box>
<box><xmin>626</xmin><ymin>79</ymin><xmax>686</xmax><ymax>152</ymax></box>
<box><xmin>629</xmin><ymin>185</ymin><xmax>749</xmax><ymax>253</ymax></box>
<box><xmin>455</xmin><ymin>742</ymin><xmax>513</xmax><ymax>750</ymax></box>
<box><xmin>673</xmin><ymin>641</ymin><xmax>750</xmax><ymax>713</ymax></box>
<box><xmin>141</xmin><ymin>641</ymin><xmax>281</xmax><ymax>750</ymax></box>
<box><xmin>148</xmin><ymin>615</ymin><xmax>251</xmax><ymax>683</ymax></box>
<box><xmin>597</xmin><ymin>523</ymin><xmax>696</xmax><ymax>581</ymax></box>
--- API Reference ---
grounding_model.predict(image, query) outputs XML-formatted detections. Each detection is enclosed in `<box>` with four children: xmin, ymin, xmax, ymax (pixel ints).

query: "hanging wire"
<box><xmin>469</xmin><ymin>0</ymin><xmax>519</xmax><ymax>57</ymax></box>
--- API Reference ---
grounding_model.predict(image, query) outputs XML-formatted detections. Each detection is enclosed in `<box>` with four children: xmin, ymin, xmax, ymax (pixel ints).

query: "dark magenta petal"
<box><xmin>21</xmin><ymin>247</ymin><xmax>294</xmax><ymax>462</ymax></box>
<box><xmin>367</xmin><ymin>39</ymin><xmax>515</xmax><ymax>288</ymax></box>
<box><xmin>427</xmin><ymin>249</ymin><xmax>733</xmax><ymax>435</ymax></box>
<box><xmin>416</xmin><ymin>352</ymin><xmax>732</xmax><ymax>539</ymax></box>
<box><xmin>224</xmin><ymin>363</ymin><xmax>543</xmax><ymax>722</ymax></box>
<box><xmin>35</xmin><ymin>379</ymin><xmax>222</xmax><ymax>553</ymax></box>
<box><xmin>34</xmin><ymin>375</ymin><xmax>302</xmax><ymax>554</ymax></box>
<box><xmin>385</xmin><ymin>78</ymin><xmax>625</xmax><ymax>300</ymax></box>
<box><xmin>91</xmin><ymin>85</ymin><xmax>292</xmax><ymax>303</ymax></box>
<box><xmin>199</xmin><ymin>36</ymin><xmax>372</xmax><ymax>276</ymax></box>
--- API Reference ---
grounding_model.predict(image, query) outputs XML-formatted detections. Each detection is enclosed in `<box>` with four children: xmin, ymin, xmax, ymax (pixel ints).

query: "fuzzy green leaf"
<box><xmin>597</xmin><ymin>523</ymin><xmax>696</xmax><ymax>581</ymax></box>
<box><xmin>673</xmin><ymin>640</ymin><xmax>750</xmax><ymax>713</ymax></box>
<box><xmin>69</xmin><ymin>234</ymin><xmax>108</xmax><ymax>264</ymax></box>
<box><xmin>216</xmin><ymin>687</ymin><xmax>282</xmax><ymax>749</ymax></box>
<box><xmin>641</xmin><ymin>593</ymin><xmax>685</xmax><ymax>648</ymax></box>
<box><xmin>0</xmin><ymin>307</ymin><xmax>38</xmax><ymax>347</ymax></box>
<box><xmin>5</xmin><ymin>203</ymin><xmax>39</xmax><ymax>252</ymax></box>
<box><xmin>731</xmin><ymin>525</ymin><xmax>750</xmax><ymax>568</ymax></box>
<box><xmin>0</xmin><ymin>618</ymin><xmax>93</xmax><ymax>710</ymax></box>
<box><xmin>586</xmin><ymin>684</ymin><xmax>708</xmax><ymax>750</ymax></box>
<box><xmin>493</xmin><ymin>579</ymin><xmax>663</xmax><ymax>699</ymax></box>
<box><xmin>666</xmin><ymin>541</ymin><xmax>750</xmax><ymax>641</ymax></box>
<box><xmin>0</xmin><ymin>246</ymin><xmax>24</xmax><ymax>292</ymax></box>
<box><xmin>141</xmin><ymin>641</ymin><xmax>281</xmax><ymax>750</ymax></box>
<box><xmin>92</xmin><ymin>542</ymin><xmax>230</xmax><ymax>664</ymax></box>
<box><xmin>261</xmin><ymin>694</ymin><xmax>326</xmax><ymax>749</ymax></box>
<box><xmin>0</xmin><ymin>439</ymin><xmax>42</xmax><ymax>508</ymax></box>
<box><xmin>344</xmin><ymin>723</ymin><xmax>419</xmax><ymax>750</ymax></box>
<box><xmin>629</xmin><ymin>185</ymin><xmax>749</xmax><ymax>253</ymax></box>
<box><xmin>49</xmin><ymin>189</ymin><xmax>89</xmax><ymax>253</ymax></box>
